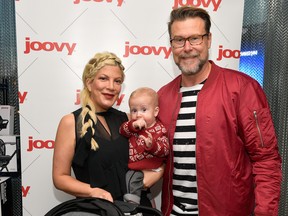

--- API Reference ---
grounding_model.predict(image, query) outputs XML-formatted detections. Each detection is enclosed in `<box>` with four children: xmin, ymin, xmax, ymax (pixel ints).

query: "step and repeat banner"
<box><xmin>16</xmin><ymin>0</ymin><xmax>244</xmax><ymax>215</ymax></box>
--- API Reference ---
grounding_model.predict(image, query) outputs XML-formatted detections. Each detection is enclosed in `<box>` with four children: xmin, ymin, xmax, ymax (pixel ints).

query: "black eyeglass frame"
<box><xmin>170</xmin><ymin>33</ymin><xmax>209</xmax><ymax>48</ymax></box>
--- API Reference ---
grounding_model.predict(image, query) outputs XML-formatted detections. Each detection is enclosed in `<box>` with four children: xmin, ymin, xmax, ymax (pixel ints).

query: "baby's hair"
<box><xmin>78</xmin><ymin>52</ymin><xmax>125</xmax><ymax>150</ymax></box>
<box><xmin>129</xmin><ymin>87</ymin><xmax>159</xmax><ymax>107</ymax></box>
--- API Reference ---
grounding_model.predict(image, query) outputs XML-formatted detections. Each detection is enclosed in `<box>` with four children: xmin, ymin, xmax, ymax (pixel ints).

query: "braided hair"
<box><xmin>78</xmin><ymin>52</ymin><xmax>125</xmax><ymax>150</ymax></box>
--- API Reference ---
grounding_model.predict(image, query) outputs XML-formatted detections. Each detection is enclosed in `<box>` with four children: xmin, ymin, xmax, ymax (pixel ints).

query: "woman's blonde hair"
<box><xmin>78</xmin><ymin>52</ymin><xmax>125</xmax><ymax>150</ymax></box>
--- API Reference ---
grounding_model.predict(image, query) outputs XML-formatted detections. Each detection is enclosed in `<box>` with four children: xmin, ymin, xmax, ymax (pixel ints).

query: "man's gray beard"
<box><xmin>177</xmin><ymin>58</ymin><xmax>205</xmax><ymax>76</ymax></box>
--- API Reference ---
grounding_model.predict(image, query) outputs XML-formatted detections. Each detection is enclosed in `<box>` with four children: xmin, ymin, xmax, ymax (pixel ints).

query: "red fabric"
<box><xmin>157</xmin><ymin>61</ymin><xmax>282</xmax><ymax>216</ymax></box>
<box><xmin>119</xmin><ymin>120</ymin><xmax>169</xmax><ymax>170</ymax></box>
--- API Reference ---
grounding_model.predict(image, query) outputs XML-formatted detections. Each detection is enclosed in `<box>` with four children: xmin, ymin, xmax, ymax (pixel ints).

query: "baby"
<box><xmin>119</xmin><ymin>87</ymin><xmax>169</xmax><ymax>205</ymax></box>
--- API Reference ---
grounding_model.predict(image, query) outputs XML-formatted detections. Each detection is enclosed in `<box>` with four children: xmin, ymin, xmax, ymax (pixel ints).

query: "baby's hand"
<box><xmin>132</xmin><ymin>118</ymin><xmax>147</xmax><ymax>130</ymax></box>
<box><xmin>139</xmin><ymin>131</ymin><xmax>153</xmax><ymax>148</ymax></box>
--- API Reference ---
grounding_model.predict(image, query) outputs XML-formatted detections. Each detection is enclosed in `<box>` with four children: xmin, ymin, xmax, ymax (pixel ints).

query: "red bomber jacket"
<box><xmin>157</xmin><ymin>61</ymin><xmax>282</xmax><ymax>216</ymax></box>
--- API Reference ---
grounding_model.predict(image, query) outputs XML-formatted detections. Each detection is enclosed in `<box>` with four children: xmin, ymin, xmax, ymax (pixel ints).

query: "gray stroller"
<box><xmin>45</xmin><ymin>197</ymin><xmax>163</xmax><ymax>216</ymax></box>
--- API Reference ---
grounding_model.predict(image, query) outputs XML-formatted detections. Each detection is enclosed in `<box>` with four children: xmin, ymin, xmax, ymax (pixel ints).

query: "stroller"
<box><xmin>0</xmin><ymin>115</ymin><xmax>9</xmax><ymax>131</ymax></box>
<box><xmin>0</xmin><ymin>138</ymin><xmax>17</xmax><ymax>172</ymax></box>
<box><xmin>45</xmin><ymin>197</ymin><xmax>163</xmax><ymax>216</ymax></box>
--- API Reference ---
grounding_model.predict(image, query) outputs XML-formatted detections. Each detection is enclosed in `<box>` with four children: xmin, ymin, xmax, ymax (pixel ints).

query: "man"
<box><xmin>157</xmin><ymin>6</ymin><xmax>282</xmax><ymax>216</ymax></box>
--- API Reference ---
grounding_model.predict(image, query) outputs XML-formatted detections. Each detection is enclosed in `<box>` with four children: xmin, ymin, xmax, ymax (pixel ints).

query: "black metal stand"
<box><xmin>0</xmin><ymin>78</ymin><xmax>8</xmax><ymax>105</ymax></box>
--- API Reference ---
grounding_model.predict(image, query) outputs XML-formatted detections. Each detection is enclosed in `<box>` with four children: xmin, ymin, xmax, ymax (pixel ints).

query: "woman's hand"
<box><xmin>90</xmin><ymin>188</ymin><xmax>113</xmax><ymax>202</ymax></box>
<box><xmin>142</xmin><ymin>163</ymin><xmax>165</xmax><ymax>188</ymax></box>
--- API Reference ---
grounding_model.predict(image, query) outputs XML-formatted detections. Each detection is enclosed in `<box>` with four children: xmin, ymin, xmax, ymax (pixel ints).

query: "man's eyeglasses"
<box><xmin>170</xmin><ymin>34</ymin><xmax>209</xmax><ymax>48</ymax></box>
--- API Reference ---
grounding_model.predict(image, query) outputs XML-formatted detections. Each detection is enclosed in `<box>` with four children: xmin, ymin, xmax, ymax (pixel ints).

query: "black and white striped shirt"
<box><xmin>171</xmin><ymin>83</ymin><xmax>204</xmax><ymax>216</ymax></box>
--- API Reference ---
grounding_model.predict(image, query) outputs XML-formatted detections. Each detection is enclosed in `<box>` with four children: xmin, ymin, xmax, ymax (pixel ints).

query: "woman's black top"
<box><xmin>72</xmin><ymin>107</ymin><xmax>129</xmax><ymax>200</ymax></box>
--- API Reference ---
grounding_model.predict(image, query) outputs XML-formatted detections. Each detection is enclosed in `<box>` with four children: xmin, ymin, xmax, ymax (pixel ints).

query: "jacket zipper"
<box><xmin>253</xmin><ymin>110</ymin><xmax>265</xmax><ymax>148</ymax></box>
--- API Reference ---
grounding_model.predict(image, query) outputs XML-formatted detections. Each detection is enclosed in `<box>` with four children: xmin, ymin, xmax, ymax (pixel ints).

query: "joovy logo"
<box><xmin>123</xmin><ymin>42</ymin><xmax>171</xmax><ymax>59</ymax></box>
<box><xmin>27</xmin><ymin>136</ymin><xmax>54</xmax><ymax>152</ymax></box>
<box><xmin>18</xmin><ymin>91</ymin><xmax>28</xmax><ymax>104</ymax></box>
<box><xmin>24</xmin><ymin>37</ymin><xmax>76</xmax><ymax>55</ymax></box>
<box><xmin>73</xmin><ymin>0</ymin><xmax>124</xmax><ymax>7</ymax></box>
<box><xmin>22</xmin><ymin>186</ymin><xmax>31</xmax><ymax>198</ymax></box>
<box><xmin>172</xmin><ymin>0</ymin><xmax>222</xmax><ymax>11</ymax></box>
<box><xmin>216</xmin><ymin>45</ymin><xmax>240</xmax><ymax>61</ymax></box>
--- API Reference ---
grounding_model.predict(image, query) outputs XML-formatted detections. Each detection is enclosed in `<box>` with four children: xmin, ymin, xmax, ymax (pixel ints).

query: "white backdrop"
<box><xmin>15</xmin><ymin>1</ymin><xmax>244</xmax><ymax>215</ymax></box>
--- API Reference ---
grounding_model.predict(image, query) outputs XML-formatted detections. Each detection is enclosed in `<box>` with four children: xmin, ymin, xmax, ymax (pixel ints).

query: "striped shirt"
<box><xmin>171</xmin><ymin>83</ymin><xmax>204</xmax><ymax>216</ymax></box>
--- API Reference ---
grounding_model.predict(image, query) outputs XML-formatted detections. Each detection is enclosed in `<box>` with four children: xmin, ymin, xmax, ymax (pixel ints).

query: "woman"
<box><xmin>52</xmin><ymin>52</ymin><xmax>163</xmax><ymax>203</ymax></box>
